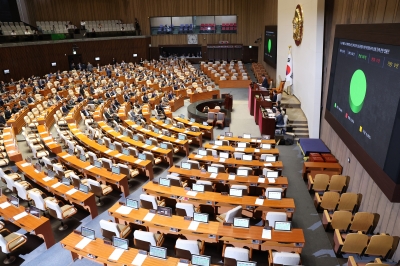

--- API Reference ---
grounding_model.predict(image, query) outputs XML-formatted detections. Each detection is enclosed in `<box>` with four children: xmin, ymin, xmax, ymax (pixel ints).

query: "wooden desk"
<box><xmin>37</xmin><ymin>125</ymin><xmax>63</xmax><ymax>154</ymax></box>
<box><xmin>302</xmin><ymin>162</ymin><xmax>343</xmax><ymax>180</ymax></box>
<box><xmin>16</xmin><ymin>161</ymin><xmax>98</xmax><ymax>219</ymax></box>
<box><xmin>189</xmin><ymin>90</ymin><xmax>220</xmax><ymax>103</ymax></box>
<box><xmin>216</xmin><ymin>135</ymin><xmax>275</xmax><ymax>146</ymax></box>
<box><xmin>0</xmin><ymin>195</ymin><xmax>55</xmax><ymax>249</ymax></box>
<box><xmin>258</xmin><ymin>108</ymin><xmax>276</xmax><ymax>138</ymax></box>
<box><xmin>124</xmin><ymin>120</ymin><xmax>190</xmax><ymax>156</ymax></box>
<box><xmin>57</xmin><ymin>152</ymin><xmax>129</xmax><ymax>197</ymax></box>
<box><xmin>150</xmin><ymin>117</ymin><xmax>203</xmax><ymax>146</ymax></box>
<box><xmin>218</xmin><ymin>79</ymin><xmax>251</xmax><ymax>89</ymax></box>
<box><xmin>143</xmin><ymin>182</ymin><xmax>295</xmax><ymax>220</ymax></box>
<box><xmin>69</xmin><ymin>124</ymin><xmax>154</xmax><ymax>180</ymax></box>
<box><xmin>170</xmin><ymin>96</ymin><xmax>184</xmax><ymax>112</ymax></box>
<box><xmin>97</xmin><ymin>121</ymin><xmax>173</xmax><ymax>167</ymax></box>
<box><xmin>203</xmin><ymin>144</ymin><xmax>280</xmax><ymax>157</ymax></box>
<box><xmin>61</xmin><ymin>232</ymin><xmax>181</xmax><ymax>265</ymax></box>
<box><xmin>36</xmin><ymin>101</ymin><xmax>62</xmax><ymax>126</ymax></box>
<box><xmin>2</xmin><ymin>127</ymin><xmax>23</xmax><ymax>162</ymax></box>
<box><xmin>168</xmin><ymin>165</ymin><xmax>288</xmax><ymax>189</ymax></box>
<box><xmin>7</xmin><ymin>106</ymin><xmax>29</xmax><ymax>134</ymax></box>
<box><xmin>173</xmin><ymin>116</ymin><xmax>214</xmax><ymax>140</ymax></box>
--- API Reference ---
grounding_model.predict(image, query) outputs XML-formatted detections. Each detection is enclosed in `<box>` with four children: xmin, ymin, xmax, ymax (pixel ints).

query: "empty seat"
<box><xmin>140</xmin><ymin>194</ymin><xmax>165</xmax><ymax>210</ymax></box>
<box><xmin>333</xmin><ymin>230</ymin><xmax>369</xmax><ymax>257</ymax></box>
<box><xmin>216</xmin><ymin>205</ymin><xmax>242</xmax><ymax>223</ymax></box>
<box><xmin>133</xmin><ymin>230</ymin><xmax>164</xmax><ymax>252</ymax></box>
<box><xmin>268</xmin><ymin>250</ymin><xmax>301</xmax><ymax>265</ymax></box>
<box><xmin>223</xmin><ymin>246</ymin><xmax>250</xmax><ymax>265</ymax></box>
<box><xmin>175</xmin><ymin>238</ymin><xmax>204</xmax><ymax>260</ymax></box>
<box><xmin>99</xmin><ymin>219</ymin><xmax>131</xmax><ymax>240</ymax></box>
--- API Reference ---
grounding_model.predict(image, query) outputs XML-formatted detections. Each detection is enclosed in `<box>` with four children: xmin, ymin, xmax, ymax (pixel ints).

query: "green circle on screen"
<box><xmin>349</xmin><ymin>69</ymin><xmax>367</xmax><ymax>113</ymax></box>
<box><xmin>268</xmin><ymin>39</ymin><xmax>272</xmax><ymax>53</ymax></box>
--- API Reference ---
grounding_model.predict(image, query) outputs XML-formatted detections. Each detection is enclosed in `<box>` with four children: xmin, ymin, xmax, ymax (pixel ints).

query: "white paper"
<box><xmin>228</xmin><ymin>174</ymin><xmax>235</xmax><ymax>180</ymax></box>
<box><xmin>43</xmin><ymin>176</ymin><xmax>52</xmax><ymax>182</ymax></box>
<box><xmin>46</xmin><ymin>142</ymin><xmax>55</xmax><ymax>145</ymax></box>
<box><xmin>34</xmin><ymin>170</ymin><xmax>40</xmax><ymax>173</ymax></box>
<box><xmin>62</xmin><ymin>154</ymin><xmax>71</xmax><ymax>158</ymax></box>
<box><xmin>13</xmin><ymin>212</ymin><xmax>28</xmax><ymax>221</ymax></box>
<box><xmin>178</xmin><ymin>263</ymin><xmax>189</xmax><ymax>266</ymax></box>
<box><xmin>66</xmin><ymin>188</ymin><xmax>78</xmax><ymax>195</ymax></box>
<box><xmin>212</xmin><ymin>145</ymin><xmax>218</xmax><ymax>149</ymax></box>
<box><xmin>117</xmin><ymin>135</ymin><xmax>124</xmax><ymax>139</ymax></box>
<box><xmin>186</xmin><ymin>191</ymin><xmax>198</xmax><ymax>197</ymax></box>
<box><xmin>108</xmin><ymin>248</ymin><xmax>125</xmax><ymax>261</ymax></box>
<box><xmin>0</xmin><ymin>202</ymin><xmax>11</xmax><ymax>209</ymax></box>
<box><xmin>116</xmin><ymin>205</ymin><xmax>132</xmax><ymax>215</ymax></box>
<box><xmin>188</xmin><ymin>221</ymin><xmax>200</xmax><ymax>231</ymax></box>
<box><xmin>134</xmin><ymin>159</ymin><xmax>143</xmax><ymax>164</ymax></box>
<box><xmin>142</xmin><ymin>144</ymin><xmax>149</xmax><ymax>148</ymax></box>
<box><xmin>21</xmin><ymin>162</ymin><xmax>31</xmax><ymax>167</ymax></box>
<box><xmin>107</xmin><ymin>130</ymin><xmax>113</xmax><ymax>133</ymax></box>
<box><xmin>264</xmin><ymin>163</ymin><xmax>273</xmax><ymax>167</ymax></box>
<box><xmin>255</xmin><ymin>198</ymin><xmax>264</xmax><ymax>205</ymax></box>
<box><xmin>8</xmin><ymin>150</ymin><xmax>16</xmax><ymax>154</ymax></box>
<box><xmin>175</xmin><ymin>140</ymin><xmax>181</xmax><ymax>143</ymax></box>
<box><xmin>235</xmin><ymin>148</ymin><xmax>245</xmax><ymax>152</ymax></box>
<box><xmin>268</xmin><ymin>178</ymin><xmax>276</xmax><ymax>183</ymax></box>
<box><xmin>219</xmin><ymin>158</ymin><xmax>226</xmax><ymax>163</ymax></box>
<box><xmin>151</xmin><ymin>147</ymin><xmax>158</xmax><ymax>151</ymax></box>
<box><xmin>194</xmin><ymin>155</ymin><xmax>203</xmax><ymax>159</ymax></box>
<box><xmin>115</xmin><ymin>153</ymin><xmax>123</xmax><ymax>158</ymax></box>
<box><xmin>51</xmin><ymin>182</ymin><xmax>62</xmax><ymax>188</ymax></box>
<box><xmin>258</xmin><ymin>177</ymin><xmax>265</xmax><ymax>183</ymax></box>
<box><xmin>42</xmin><ymin>136</ymin><xmax>52</xmax><ymax>141</ymax></box>
<box><xmin>170</xmin><ymin>173</ymin><xmax>179</xmax><ymax>177</ymax></box>
<box><xmin>262</xmin><ymin>229</ymin><xmax>271</xmax><ymax>239</ymax></box>
<box><xmin>131</xmin><ymin>253</ymin><xmax>147</xmax><ymax>266</ymax></box>
<box><xmin>256</xmin><ymin>139</ymin><xmax>262</xmax><ymax>143</ymax></box>
<box><xmin>75</xmin><ymin>237</ymin><xmax>92</xmax><ymax>249</ymax></box>
<box><xmin>254</xmin><ymin>149</ymin><xmax>260</xmax><ymax>153</ymax></box>
<box><xmin>143</xmin><ymin>213</ymin><xmax>155</xmax><ymax>221</ymax></box>
<box><xmin>209</xmin><ymin>173</ymin><xmax>218</xmax><ymax>179</ymax></box>
<box><xmin>219</xmin><ymin>136</ymin><xmax>224</xmax><ymax>139</ymax></box>
<box><xmin>85</xmin><ymin>165</ymin><xmax>94</xmax><ymax>170</ymax></box>
<box><xmin>105</xmin><ymin>149</ymin><xmax>112</xmax><ymax>154</ymax></box>
<box><xmin>4</xmin><ymin>139</ymin><xmax>13</xmax><ymax>142</ymax></box>
<box><xmin>6</xmin><ymin>144</ymin><xmax>14</xmax><ymax>147</ymax></box>
<box><xmin>3</xmin><ymin>132</ymin><xmax>10</xmax><ymax>136</ymax></box>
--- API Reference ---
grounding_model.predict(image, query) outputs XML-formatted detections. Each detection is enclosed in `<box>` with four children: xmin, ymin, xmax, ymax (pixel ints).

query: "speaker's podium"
<box><xmin>222</xmin><ymin>93</ymin><xmax>233</xmax><ymax>111</ymax></box>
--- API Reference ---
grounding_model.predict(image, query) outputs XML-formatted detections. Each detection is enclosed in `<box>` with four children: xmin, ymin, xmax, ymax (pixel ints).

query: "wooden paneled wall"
<box><xmin>0</xmin><ymin>37</ymin><xmax>150</xmax><ymax>81</ymax></box>
<box><xmin>23</xmin><ymin>0</ymin><xmax>278</xmax><ymax>78</ymax></box>
<box><xmin>321</xmin><ymin>0</ymin><xmax>400</xmax><ymax>261</ymax></box>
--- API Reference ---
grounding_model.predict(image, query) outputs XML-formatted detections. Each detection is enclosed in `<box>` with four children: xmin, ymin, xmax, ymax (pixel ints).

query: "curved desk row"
<box><xmin>203</xmin><ymin>143</ymin><xmax>279</xmax><ymax>157</ymax></box>
<box><xmin>173</xmin><ymin>116</ymin><xmax>214</xmax><ymax>140</ymax></box>
<box><xmin>3</xmin><ymin>127</ymin><xmax>23</xmax><ymax>162</ymax></box>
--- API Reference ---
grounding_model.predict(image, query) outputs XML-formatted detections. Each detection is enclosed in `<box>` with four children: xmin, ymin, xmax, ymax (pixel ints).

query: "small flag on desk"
<box><xmin>286</xmin><ymin>48</ymin><xmax>293</xmax><ymax>86</ymax></box>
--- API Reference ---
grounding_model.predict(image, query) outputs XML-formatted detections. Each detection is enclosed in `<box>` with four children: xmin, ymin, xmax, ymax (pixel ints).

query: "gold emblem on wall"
<box><xmin>292</xmin><ymin>4</ymin><xmax>303</xmax><ymax>46</ymax></box>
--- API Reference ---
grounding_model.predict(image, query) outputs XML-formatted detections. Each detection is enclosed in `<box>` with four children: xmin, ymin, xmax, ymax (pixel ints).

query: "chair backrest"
<box><xmin>100</xmin><ymin>219</ymin><xmax>121</xmax><ymax>238</ymax></box>
<box><xmin>29</xmin><ymin>191</ymin><xmax>46</xmax><ymax>211</ymax></box>
<box><xmin>272</xmin><ymin>252</ymin><xmax>301</xmax><ymax>265</ymax></box>
<box><xmin>87</xmin><ymin>151</ymin><xmax>97</xmax><ymax>164</ymax></box>
<box><xmin>175</xmin><ymin>202</ymin><xmax>195</xmax><ymax>217</ymax></box>
<box><xmin>331</xmin><ymin>211</ymin><xmax>353</xmax><ymax>231</ymax></box>
<box><xmin>266</xmin><ymin>212</ymin><xmax>287</xmax><ymax>228</ymax></box>
<box><xmin>128</xmin><ymin>147</ymin><xmax>139</xmax><ymax>157</ymax></box>
<box><xmin>364</xmin><ymin>235</ymin><xmax>393</xmax><ymax>257</ymax></box>
<box><xmin>341</xmin><ymin>233</ymin><xmax>369</xmax><ymax>255</ymax></box>
<box><xmin>313</xmin><ymin>174</ymin><xmax>330</xmax><ymax>191</ymax></box>
<box><xmin>134</xmin><ymin>230</ymin><xmax>156</xmax><ymax>251</ymax></box>
<box><xmin>207</xmin><ymin>112</ymin><xmax>215</xmax><ymax>119</ymax></box>
<box><xmin>86</xmin><ymin>179</ymin><xmax>102</xmax><ymax>196</ymax></box>
<box><xmin>140</xmin><ymin>194</ymin><xmax>158</xmax><ymax>209</ymax></box>
<box><xmin>186</xmin><ymin>160</ymin><xmax>200</xmax><ymax>169</ymax></box>
<box><xmin>233</xmin><ymin>152</ymin><xmax>244</xmax><ymax>159</ymax></box>
<box><xmin>45</xmin><ymin>200</ymin><xmax>63</xmax><ymax>219</ymax></box>
<box><xmin>101</xmin><ymin>158</ymin><xmax>113</xmax><ymax>170</ymax></box>
<box><xmin>328</xmin><ymin>175</ymin><xmax>347</xmax><ymax>192</ymax></box>
<box><xmin>320</xmin><ymin>191</ymin><xmax>340</xmax><ymax>211</ymax></box>
<box><xmin>224</xmin><ymin>246</ymin><xmax>249</xmax><ymax>262</ymax></box>
<box><xmin>210</xmin><ymin>163</ymin><xmax>225</xmax><ymax>173</ymax></box>
<box><xmin>224</xmin><ymin>205</ymin><xmax>242</xmax><ymax>223</ymax></box>
<box><xmin>350</xmin><ymin>212</ymin><xmax>375</xmax><ymax>233</ymax></box>
<box><xmin>337</xmin><ymin>193</ymin><xmax>358</xmax><ymax>212</ymax></box>
<box><xmin>176</xmin><ymin>239</ymin><xmax>199</xmax><ymax>259</ymax></box>
<box><xmin>0</xmin><ymin>234</ymin><xmax>11</xmax><ymax>253</ymax></box>
<box><xmin>3</xmin><ymin>174</ymin><xmax>15</xmax><ymax>190</ymax></box>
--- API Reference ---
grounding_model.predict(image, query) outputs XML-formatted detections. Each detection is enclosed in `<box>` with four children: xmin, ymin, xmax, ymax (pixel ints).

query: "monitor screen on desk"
<box><xmin>47</xmin><ymin>170</ymin><xmax>55</xmax><ymax>178</ymax></box>
<box><xmin>202</xmin><ymin>122</ymin><xmax>208</xmax><ymax>126</ymax></box>
<box><xmin>261</xmin><ymin>144</ymin><xmax>271</xmax><ymax>149</ymax></box>
<box><xmin>214</xmin><ymin>140</ymin><xmax>223</xmax><ymax>146</ymax></box>
<box><xmin>79</xmin><ymin>154</ymin><xmax>86</xmax><ymax>162</ymax></box>
<box><xmin>9</xmin><ymin>194</ymin><xmax>19</xmax><ymax>207</ymax></box>
<box><xmin>178</xmin><ymin>134</ymin><xmax>185</xmax><ymax>140</ymax></box>
<box><xmin>126</xmin><ymin>198</ymin><xmax>138</xmax><ymax>209</ymax></box>
<box><xmin>159</xmin><ymin>177</ymin><xmax>171</xmax><ymax>187</ymax></box>
<box><xmin>81</xmin><ymin>226</ymin><xmax>95</xmax><ymax>240</ymax></box>
<box><xmin>198</xmin><ymin>149</ymin><xmax>207</xmax><ymax>156</ymax></box>
<box><xmin>112</xmin><ymin>236</ymin><xmax>129</xmax><ymax>250</ymax></box>
<box><xmin>138</xmin><ymin>154</ymin><xmax>146</xmax><ymax>161</ymax></box>
<box><xmin>112</xmin><ymin>166</ymin><xmax>120</xmax><ymax>175</ymax></box>
<box><xmin>165</xmin><ymin>119</ymin><xmax>170</xmax><ymax>125</ymax></box>
<box><xmin>237</xmin><ymin>261</ymin><xmax>257</xmax><ymax>266</ymax></box>
<box><xmin>97</xmin><ymin>139</ymin><xmax>103</xmax><ymax>145</ymax></box>
<box><xmin>193</xmin><ymin>212</ymin><xmax>209</xmax><ymax>223</ymax></box>
<box><xmin>181</xmin><ymin>162</ymin><xmax>191</xmax><ymax>170</ymax></box>
<box><xmin>29</xmin><ymin>206</ymin><xmax>41</xmax><ymax>218</ymax></box>
<box><xmin>35</xmin><ymin>162</ymin><xmax>42</xmax><ymax>172</ymax></box>
<box><xmin>243</xmin><ymin>134</ymin><xmax>251</xmax><ymax>139</ymax></box>
<box><xmin>62</xmin><ymin>177</ymin><xmax>71</xmax><ymax>186</ymax></box>
<box><xmin>123</xmin><ymin>130</ymin><xmax>128</xmax><ymax>136</ymax></box>
<box><xmin>94</xmin><ymin>160</ymin><xmax>102</xmax><ymax>168</ymax></box>
<box><xmin>133</xmin><ymin>135</ymin><xmax>139</xmax><ymax>141</ymax></box>
<box><xmin>122</xmin><ymin>148</ymin><xmax>130</xmax><ymax>156</ymax></box>
<box><xmin>145</xmin><ymin>139</ymin><xmax>152</xmax><ymax>146</ymax></box>
<box><xmin>220</xmin><ymin>152</ymin><xmax>229</xmax><ymax>159</ymax></box>
<box><xmin>190</xmin><ymin>118</ymin><xmax>195</xmax><ymax>123</ymax></box>
<box><xmin>157</xmin><ymin>206</ymin><xmax>172</xmax><ymax>217</ymax></box>
<box><xmin>229</xmin><ymin>188</ymin><xmax>243</xmax><ymax>197</ymax></box>
<box><xmin>233</xmin><ymin>217</ymin><xmax>250</xmax><ymax>228</ymax></box>
<box><xmin>274</xmin><ymin>221</ymin><xmax>291</xmax><ymax>231</ymax></box>
<box><xmin>242</xmin><ymin>154</ymin><xmax>252</xmax><ymax>161</ymax></box>
<box><xmin>79</xmin><ymin>184</ymin><xmax>89</xmax><ymax>193</ymax></box>
<box><xmin>109</xmin><ymin>143</ymin><xmax>116</xmax><ymax>151</ymax></box>
<box><xmin>265</xmin><ymin>156</ymin><xmax>276</xmax><ymax>162</ymax></box>
<box><xmin>237</xmin><ymin>142</ymin><xmax>247</xmax><ymax>148</ymax></box>
<box><xmin>68</xmin><ymin>148</ymin><xmax>74</xmax><ymax>155</ymax></box>
<box><xmin>266</xmin><ymin>171</ymin><xmax>279</xmax><ymax>178</ymax></box>
<box><xmin>192</xmin><ymin>254</ymin><xmax>211</xmax><ymax>266</ymax></box>
<box><xmin>154</xmin><ymin>128</ymin><xmax>160</xmax><ymax>134</ymax></box>
<box><xmin>207</xmin><ymin>166</ymin><xmax>218</xmax><ymax>174</ymax></box>
<box><xmin>268</xmin><ymin>191</ymin><xmax>282</xmax><ymax>200</ymax></box>
<box><xmin>160</xmin><ymin>143</ymin><xmax>167</xmax><ymax>149</ymax></box>
<box><xmin>237</xmin><ymin>169</ymin><xmax>248</xmax><ymax>176</ymax></box>
<box><xmin>192</xmin><ymin>183</ymin><xmax>205</xmax><ymax>193</ymax></box>
<box><xmin>149</xmin><ymin>245</ymin><xmax>167</xmax><ymax>259</ymax></box>
<box><xmin>225</xmin><ymin>132</ymin><xmax>233</xmax><ymax>137</ymax></box>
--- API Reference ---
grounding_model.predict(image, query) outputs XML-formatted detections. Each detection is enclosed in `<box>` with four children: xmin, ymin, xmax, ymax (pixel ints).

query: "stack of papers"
<box><xmin>186</xmin><ymin>191</ymin><xmax>197</xmax><ymax>197</ymax></box>
<box><xmin>51</xmin><ymin>182</ymin><xmax>62</xmax><ymax>188</ymax></box>
<box><xmin>209</xmin><ymin>173</ymin><xmax>218</xmax><ymax>179</ymax></box>
<box><xmin>75</xmin><ymin>237</ymin><xmax>92</xmax><ymax>249</ymax></box>
<box><xmin>116</xmin><ymin>205</ymin><xmax>132</xmax><ymax>215</ymax></box>
<box><xmin>0</xmin><ymin>202</ymin><xmax>11</xmax><ymax>209</ymax></box>
<box><xmin>43</xmin><ymin>176</ymin><xmax>53</xmax><ymax>182</ymax></box>
<box><xmin>134</xmin><ymin>159</ymin><xmax>143</xmax><ymax>164</ymax></box>
<box><xmin>21</xmin><ymin>162</ymin><xmax>31</xmax><ymax>167</ymax></box>
<box><xmin>262</xmin><ymin>229</ymin><xmax>272</xmax><ymax>239</ymax></box>
<box><xmin>108</xmin><ymin>248</ymin><xmax>125</xmax><ymax>261</ymax></box>
<box><xmin>188</xmin><ymin>221</ymin><xmax>200</xmax><ymax>231</ymax></box>
<box><xmin>131</xmin><ymin>253</ymin><xmax>147</xmax><ymax>265</ymax></box>
<box><xmin>13</xmin><ymin>212</ymin><xmax>28</xmax><ymax>221</ymax></box>
<box><xmin>143</xmin><ymin>213</ymin><xmax>155</xmax><ymax>221</ymax></box>
<box><xmin>85</xmin><ymin>165</ymin><xmax>94</xmax><ymax>170</ymax></box>
<box><xmin>255</xmin><ymin>198</ymin><xmax>264</xmax><ymax>205</ymax></box>
<box><xmin>268</xmin><ymin>178</ymin><xmax>276</xmax><ymax>183</ymax></box>
<box><xmin>66</xmin><ymin>188</ymin><xmax>78</xmax><ymax>195</ymax></box>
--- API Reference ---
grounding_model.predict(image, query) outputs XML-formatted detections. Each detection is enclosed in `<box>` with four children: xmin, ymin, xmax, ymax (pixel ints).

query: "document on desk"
<box><xmin>219</xmin><ymin>136</ymin><xmax>224</xmax><ymax>139</ymax></box>
<box><xmin>21</xmin><ymin>162</ymin><xmax>31</xmax><ymax>167</ymax></box>
<box><xmin>105</xmin><ymin>149</ymin><xmax>112</xmax><ymax>154</ymax></box>
<box><xmin>268</xmin><ymin>178</ymin><xmax>276</xmax><ymax>183</ymax></box>
<box><xmin>219</xmin><ymin>158</ymin><xmax>226</xmax><ymax>163</ymax></box>
<box><xmin>143</xmin><ymin>212</ymin><xmax>155</xmax><ymax>222</ymax></box>
<box><xmin>254</xmin><ymin>149</ymin><xmax>260</xmax><ymax>153</ymax></box>
<box><xmin>13</xmin><ymin>212</ymin><xmax>28</xmax><ymax>221</ymax></box>
<box><xmin>258</xmin><ymin>177</ymin><xmax>265</xmax><ymax>183</ymax></box>
<box><xmin>131</xmin><ymin>253</ymin><xmax>147</xmax><ymax>266</ymax></box>
<box><xmin>142</xmin><ymin>144</ymin><xmax>149</xmax><ymax>148</ymax></box>
<box><xmin>85</xmin><ymin>165</ymin><xmax>94</xmax><ymax>170</ymax></box>
<box><xmin>134</xmin><ymin>159</ymin><xmax>143</xmax><ymax>164</ymax></box>
<box><xmin>235</xmin><ymin>148</ymin><xmax>245</xmax><ymax>152</ymax></box>
<box><xmin>186</xmin><ymin>191</ymin><xmax>198</xmax><ymax>197</ymax></box>
<box><xmin>0</xmin><ymin>202</ymin><xmax>11</xmax><ymax>209</ymax></box>
<box><xmin>188</xmin><ymin>221</ymin><xmax>200</xmax><ymax>231</ymax></box>
<box><xmin>108</xmin><ymin>248</ymin><xmax>125</xmax><ymax>261</ymax></box>
<box><xmin>117</xmin><ymin>135</ymin><xmax>124</xmax><ymax>139</ymax></box>
<box><xmin>251</xmin><ymin>139</ymin><xmax>256</xmax><ymax>142</ymax></box>
<box><xmin>256</xmin><ymin>139</ymin><xmax>262</xmax><ymax>143</ymax></box>
<box><xmin>151</xmin><ymin>147</ymin><xmax>158</xmax><ymax>151</ymax></box>
<box><xmin>255</xmin><ymin>198</ymin><xmax>264</xmax><ymax>205</ymax></box>
<box><xmin>6</xmin><ymin>143</ymin><xmax>14</xmax><ymax>147</ymax></box>
<box><xmin>75</xmin><ymin>237</ymin><xmax>92</xmax><ymax>249</ymax></box>
<box><xmin>170</xmin><ymin>172</ymin><xmax>180</xmax><ymax>177</ymax></box>
<box><xmin>194</xmin><ymin>155</ymin><xmax>203</xmax><ymax>159</ymax></box>
<box><xmin>8</xmin><ymin>150</ymin><xmax>16</xmax><ymax>154</ymax></box>
<box><xmin>115</xmin><ymin>153</ymin><xmax>123</xmax><ymax>158</ymax></box>
<box><xmin>262</xmin><ymin>229</ymin><xmax>272</xmax><ymax>239</ymax></box>
<box><xmin>51</xmin><ymin>182</ymin><xmax>62</xmax><ymax>188</ymax></box>
<box><xmin>209</xmin><ymin>173</ymin><xmax>218</xmax><ymax>179</ymax></box>
<box><xmin>116</xmin><ymin>205</ymin><xmax>132</xmax><ymax>215</ymax></box>
<box><xmin>184</xmin><ymin>130</ymin><xmax>189</xmax><ymax>133</ymax></box>
<box><xmin>43</xmin><ymin>176</ymin><xmax>53</xmax><ymax>182</ymax></box>
<box><xmin>178</xmin><ymin>263</ymin><xmax>189</xmax><ymax>266</ymax></box>
<box><xmin>264</xmin><ymin>163</ymin><xmax>273</xmax><ymax>167</ymax></box>
<box><xmin>175</xmin><ymin>140</ymin><xmax>181</xmax><ymax>143</ymax></box>
<box><xmin>212</xmin><ymin>145</ymin><xmax>218</xmax><ymax>149</ymax></box>
<box><xmin>107</xmin><ymin>130</ymin><xmax>113</xmax><ymax>133</ymax></box>
<box><xmin>66</xmin><ymin>188</ymin><xmax>78</xmax><ymax>195</ymax></box>
<box><xmin>47</xmin><ymin>142</ymin><xmax>55</xmax><ymax>145</ymax></box>
<box><xmin>62</xmin><ymin>153</ymin><xmax>71</xmax><ymax>159</ymax></box>
<box><xmin>228</xmin><ymin>174</ymin><xmax>235</xmax><ymax>180</ymax></box>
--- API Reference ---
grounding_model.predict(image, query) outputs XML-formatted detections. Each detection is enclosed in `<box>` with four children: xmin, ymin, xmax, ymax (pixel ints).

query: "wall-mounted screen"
<box><xmin>51</xmin><ymin>62</ymin><xmax>56</xmax><ymax>66</ymax></box>
<box><xmin>4</xmin><ymin>70</ymin><xmax>10</xmax><ymax>74</ymax></box>
<box><xmin>264</xmin><ymin>26</ymin><xmax>277</xmax><ymax>68</ymax></box>
<box><xmin>325</xmin><ymin>23</ymin><xmax>400</xmax><ymax>202</ymax></box>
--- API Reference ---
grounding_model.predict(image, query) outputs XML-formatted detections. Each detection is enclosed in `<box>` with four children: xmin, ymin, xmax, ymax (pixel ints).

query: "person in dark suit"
<box><xmin>142</xmin><ymin>94</ymin><xmax>149</xmax><ymax>104</ymax></box>
<box><xmin>79</xmin><ymin>86</ymin><xmax>85</xmax><ymax>96</ymax></box>
<box><xmin>106</xmin><ymin>68</ymin><xmax>112</xmax><ymax>78</ymax></box>
<box><xmin>0</xmin><ymin>98</ymin><xmax>4</xmax><ymax>107</ymax></box>
<box><xmin>260</xmin><ymin>74</ymin><xmax>269</xmax><ymax>89</ymax></box>
<box><xmin>104</xmin><ymin>107</ymin><xmax>120</xmax><ymax>123</ymax></box>
<box><xmin>123</xmin><ymin>92</ymin><xmax>130</xmax><ymax>102</ymax></box>
<box><xmin>20</xmin><ymin>99</ymin><xmax>28</xmax><ymax>107</ymax></box>
<box><xmin>168</xmin><ymin>91</ymin><xmax>174</xmax><ymax>101</ymax></box>
<box><xmin>272</xmin><ymin>91</ymin><xmax>277</xmax><ymax>102</ymax></box>
<box><xmin>90</xmin><ymin>86</ymin><xmax>95</xmax><ymax>95</ymax></box>
<box><xmin>5</xmin><ymin>106</ymin><xmax>12</xmax><ymax>120</ymax></box>
<box><xmin>27</xmin><ymin>94</ymin><xmax>35</xmax><ymax>104</ymax></box>
<box><xmin>77</xmin><ymin>95</ymin><xmax>84</xmax><ymax>102</ymax></box>
<box><xmin>0</xmin><ymin>112</ymin><xmax>6</xmax><ymax>125</ymax></box>
<box><xmin>61</xmin><ymin>102</ymin><xmax>69</xmax><ymax>115</ymax></box>
<box><xmin>11</xmin><ymin>105</ymin><xmax>19</xmax><ymax>114</ymax></box>
<box><xmin>81</xmin><ymin>106</ymin><xmax>92</xmax><ymax>118</ymax></box>
<box><xmin>55</xmin><ymin>94</ymin><xmax>62</xmax><ymax>101</ymax></box>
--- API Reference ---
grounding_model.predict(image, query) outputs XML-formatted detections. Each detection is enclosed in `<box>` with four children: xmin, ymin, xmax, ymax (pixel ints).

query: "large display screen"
<box><xmin>325</xmin><ymin>23</ymin><xmax>400</xmax><ymax>200</ymax></box>
<box><xmin>264</xmin><ymin>26</ymin><xmax>277</xmax><ymax>68</ymax></box>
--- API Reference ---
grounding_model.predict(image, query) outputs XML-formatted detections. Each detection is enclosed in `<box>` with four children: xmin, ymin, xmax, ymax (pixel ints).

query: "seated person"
<box><xmin>81</xmin><ymin>106</ymin><xmax>92</xmax><ymax>118</ymax></box>
<box><xmin>11</xmin><ymin>105</ymin><xmax>19</xmax><ymax>114</ymax></box>
<box><xmin>19</xmin><ymin>98</ymin><xmax>28</xmax><ymax>107</ymax></box>
<box><xmin>5</xmin><ymin>106</ymin><xmax>12</xmax><ymax>120</ymax></box>
<box><xmin>0</xmin><ymin>112</ymin><xmax>6</xmax><ymax>125</ymax></box>
<box><xmin>61</xmin><ymin>102</ymin><xmax>69</xmax><ymax>115</ymax></box>
<box><xmin>202</xmin><ymin>106</ymin><xmax>209</xmax><ymax>113</ymax></box>
<box><xmin>104</xmin><ymin>107</ymin><xmax>121</xmax><ymax>123</ymax></box>
<box><xmin>142</xmin><ymin>94</ymin><xmax>149</xmax><ymax>104</ymax></box>
<box><xmin>27</xmin><ymin>93</ymin><xmax>35</xmax><ymax>104</ymax></box>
